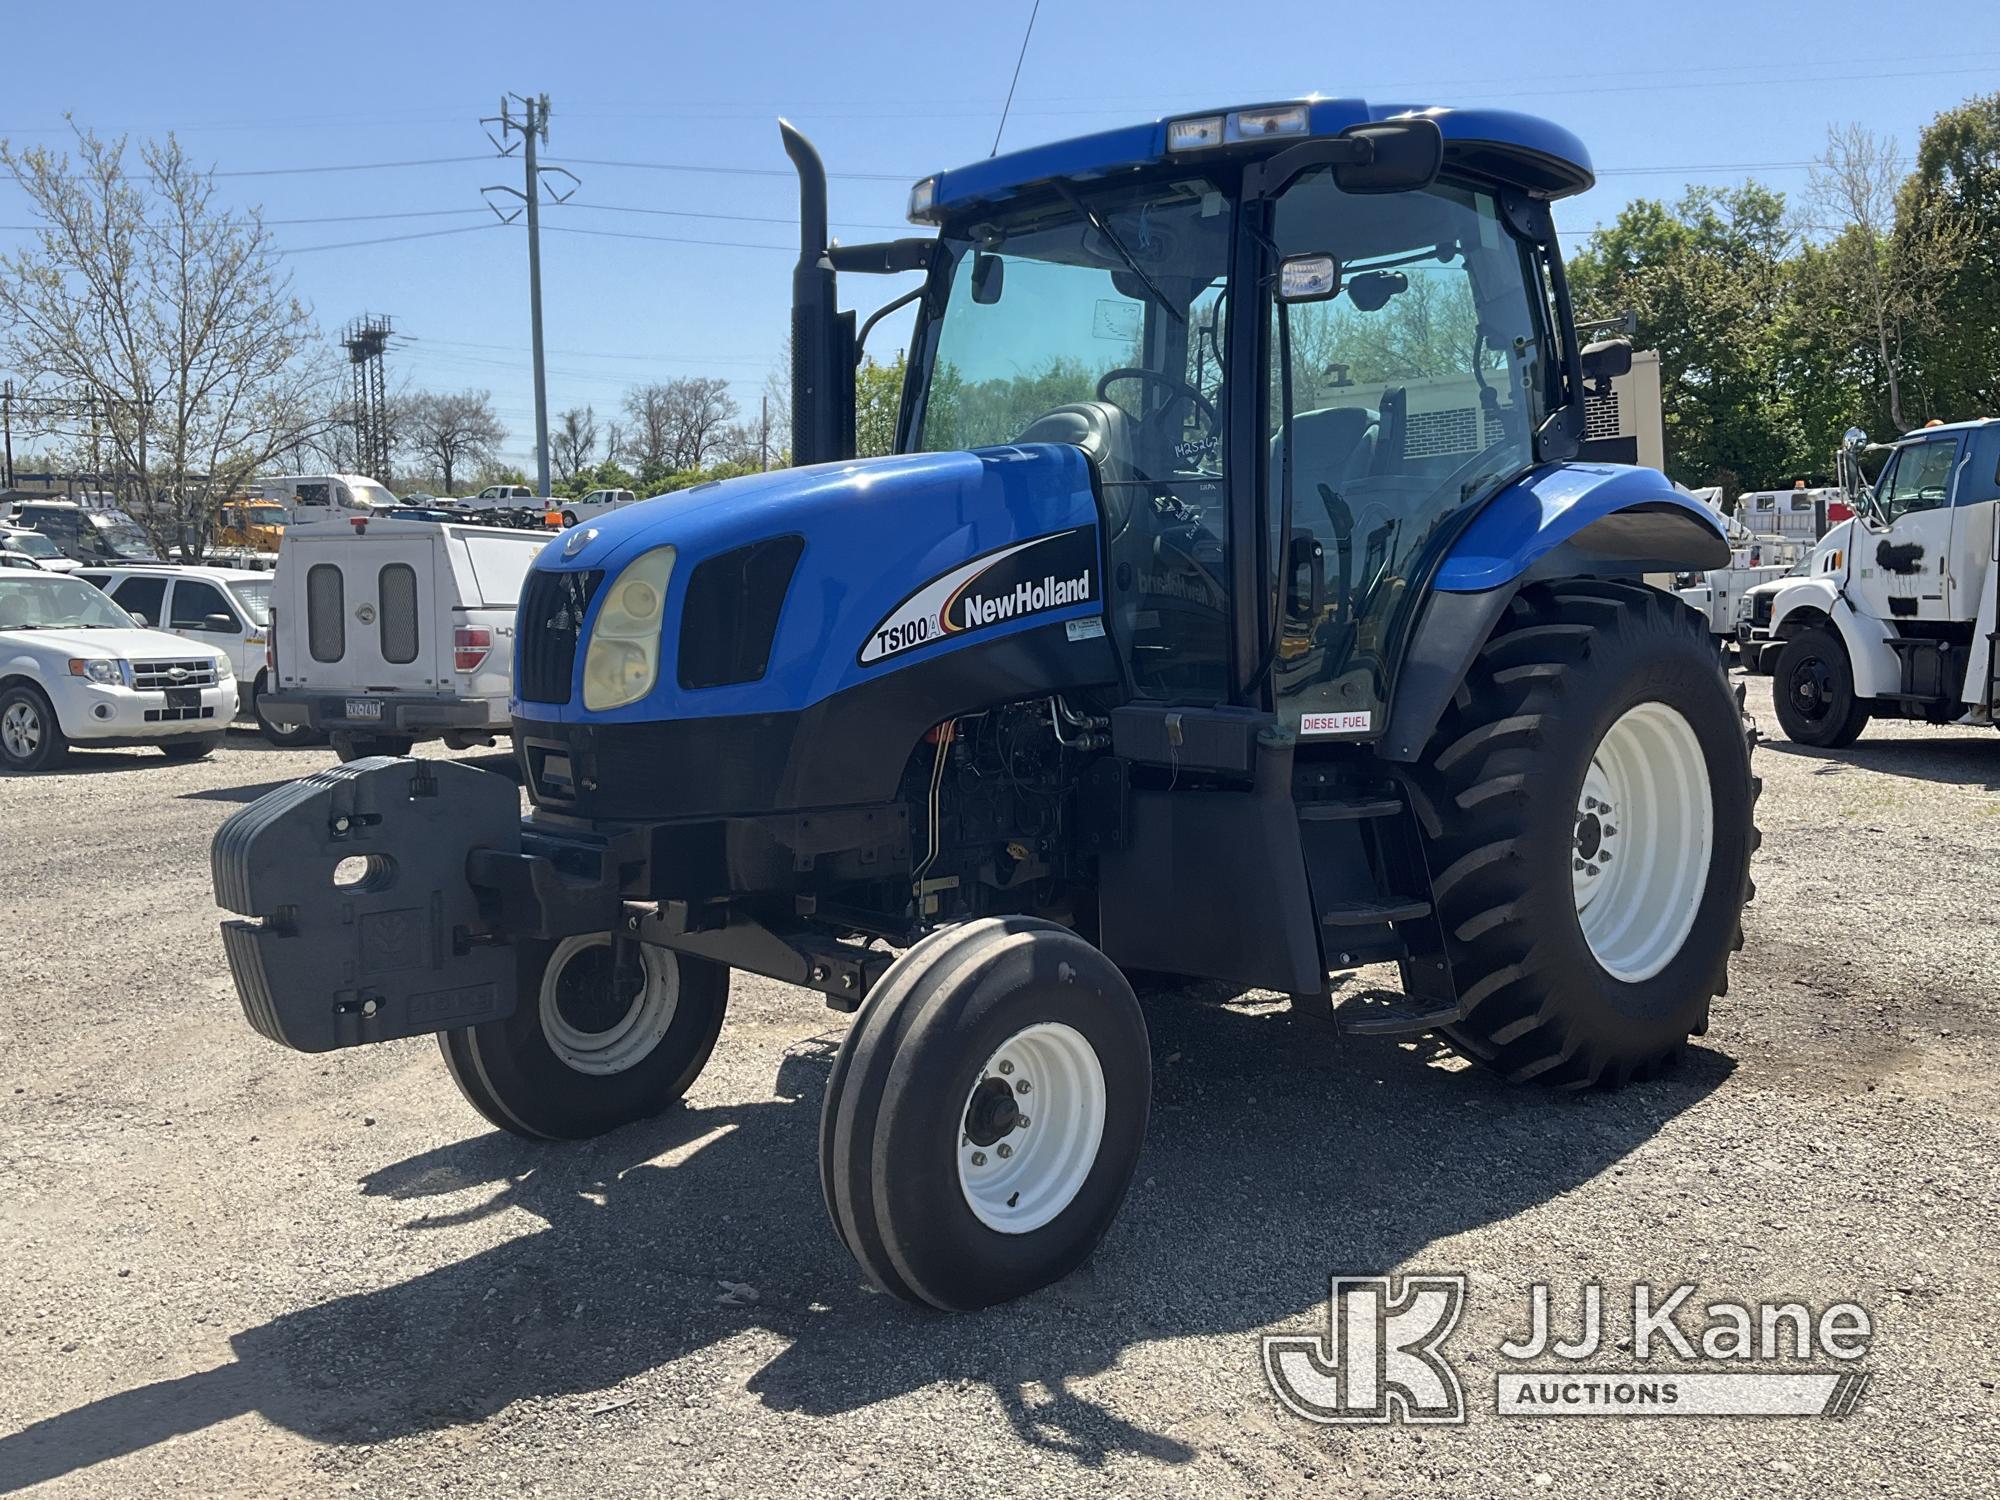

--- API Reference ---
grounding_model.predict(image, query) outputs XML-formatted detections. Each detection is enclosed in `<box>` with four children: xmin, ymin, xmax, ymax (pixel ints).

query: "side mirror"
<box><xmin>1581</xmin><ymin>337</ymin><xmax>1633</xmax><ymax>383</ymax></box>
<box><xmin>1842</xmin><ymin>426</ymin><xmax>1869</xmax><ymax>451</ymax></box>
<box><xmin>971</xmin><ymin>251</ymin><xmax>1005</xmax><ymax>305</ymax></box>
<box><xmin>1333</xmin><ymin>117</ymin><xmax>1445</xmax><ymax>195</ymax></box>
<box><xmin>127</xmin><ymin>611</ymin><xmax>148</xmax><ymax>627</ymax></box>
<box><xmin>203</xmin><ymin>613</ymin><xmax>238</xmax><ymax>633</ymax></box>
<box><xmin>1277</xmin><ymin>253</ymin><xmax>1340</xmax><ymax>303</ymax></box>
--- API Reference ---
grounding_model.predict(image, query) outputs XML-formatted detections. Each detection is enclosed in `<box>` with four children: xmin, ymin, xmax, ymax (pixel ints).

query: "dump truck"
<box><xmin>212</xmin><ymin>99</ymin><xmax>1758</xmax><ymax>1311</ymax></box>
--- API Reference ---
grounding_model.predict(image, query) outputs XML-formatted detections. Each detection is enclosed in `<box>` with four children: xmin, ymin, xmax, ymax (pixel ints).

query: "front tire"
<box><xmin>0</xmin><ymin>684</ymin><xmax>68</xmax><ymax>773</ymax></box>
<box><xmin>440</xmin><ymin>934</ymin><xmax>729</xmax><ymax>1139</ymax></box>
<box><xmin>821</xmin><ymin>917</ymin><xmax>1150</xmax><ymax>1310</ymax></box>
<box><xmin>1415</xmin><ymin>581</ymin><xmax>1758</xmax><ymax>1088</ymax></box>
<box><xmin>1772</xmin><ymin>627</ymin><xmax>1870</xmax><ymax>748</ymax></box>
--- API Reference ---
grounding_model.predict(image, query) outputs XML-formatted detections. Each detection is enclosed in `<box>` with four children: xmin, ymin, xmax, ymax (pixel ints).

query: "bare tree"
<box><xmin>401</xmin><ymin>389</ymin><xmax>504</xmax><ymax>495</ymax></box>
<box><xmin>552</xmin><ymin>404</ymin><xmax>597</xmax><ymax>482</ymax></box>
<box><xmin>0</xmin><ymin>124</ymin><xmax>328</xmax><ymax>558</ymax></box>
<box><xmin>619</xmin><ymin>376</ymin><xmax>739</xmax><ymax>477</ymax></box>
<box><xmin>1807</xmin><ymin>123</ymin><xmax>1966</xmax><ymax>430</ymax></box>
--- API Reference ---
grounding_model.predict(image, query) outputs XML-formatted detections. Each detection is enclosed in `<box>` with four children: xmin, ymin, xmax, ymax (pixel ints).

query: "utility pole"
<box><xmin>482</xmin><ymin>94</ymin><xmax>578</xmax><ymax>501</ymax></box>
<box><xmin>2</xmin><ymin>380</ymin><xmax>13</xmax><ymax>491</ymax></box>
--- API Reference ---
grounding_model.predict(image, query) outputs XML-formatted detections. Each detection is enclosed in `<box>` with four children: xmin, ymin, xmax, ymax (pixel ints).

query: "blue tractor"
<box><xmin>215</xmin><ymin>100</ymin><xmax>1758</xmax><ymax>1310</ymax></box>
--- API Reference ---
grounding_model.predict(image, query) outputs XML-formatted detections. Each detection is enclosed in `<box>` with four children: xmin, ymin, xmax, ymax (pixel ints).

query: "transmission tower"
<box><xmin>342</xmin><ymin>314</ymin><xmax>394</xmax><ymax>480</ymax></box>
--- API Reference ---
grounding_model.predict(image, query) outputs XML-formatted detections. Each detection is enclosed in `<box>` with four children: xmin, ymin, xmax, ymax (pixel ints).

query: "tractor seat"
<box><xmin>1271</xmin><ymin>404</ymin><xmax>1378</xmax><ymax>509</ymax></box>
<box><xmin>1017</xmin><ymin>400</ymin><xmax>1145</xmax><ymax>491</ymax></box>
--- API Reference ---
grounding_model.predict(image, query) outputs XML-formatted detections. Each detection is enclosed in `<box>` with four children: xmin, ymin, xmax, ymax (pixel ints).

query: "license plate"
<box><xmin>345</xmin><ymin>698</ymin><xmax>383</xmax><ymax>721</ymax></box>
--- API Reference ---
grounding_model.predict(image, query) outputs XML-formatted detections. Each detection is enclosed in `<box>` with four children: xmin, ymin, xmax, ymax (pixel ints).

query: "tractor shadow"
<box><xmin>0</xmin><ymin>992</ymin><xmax>1733</xmax><ymax>1491</ymax></box>
<box><xmin>1757</xmin><ymin>732</ymin><xmax>2000</xmax><ymax>790</ymax></box>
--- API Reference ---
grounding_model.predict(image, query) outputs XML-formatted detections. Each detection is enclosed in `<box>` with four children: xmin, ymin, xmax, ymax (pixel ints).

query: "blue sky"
<box><xmin>4</xmin><ymin>0</ymin><xmax>1999</xmax><ymax>467</ymax></box>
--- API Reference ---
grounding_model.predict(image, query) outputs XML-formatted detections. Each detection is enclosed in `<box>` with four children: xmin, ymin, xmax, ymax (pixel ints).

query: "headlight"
<box><xmin>581</xmin><ymin>546</ymin><xmax>676</xmax><ymax>711</ymax></box>
<box><xmin>68</xmin><ymin>657</ymin><xmax>127</xmax><ymax>686</ymax></box>
<box><xmin>214</xmin><ymin>655</ymin><xmax>234</xmax><ymax>680</ymax></box>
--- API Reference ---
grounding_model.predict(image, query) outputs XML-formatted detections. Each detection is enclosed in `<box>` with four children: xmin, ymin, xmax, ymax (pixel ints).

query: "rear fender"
<box><xmin>1380</xmin><ymin>464</ymin><xmax>1727</xmax><ymax>761</ymax></box>
<box><xmin>1767</xmin><ymin>578</ymin><xmax>1900</xmax><ymax>700</ymax></box>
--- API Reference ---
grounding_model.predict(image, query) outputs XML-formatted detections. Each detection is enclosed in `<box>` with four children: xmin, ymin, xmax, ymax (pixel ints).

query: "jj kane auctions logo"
<box><xmin>1265</xmin><ymin>1276</ymin><xmax>1873</xmax><ymax>1424</ymax></box>
<box><xmin>861</xmin><ymin>527</ymin><xmax>1100</xmax><ymax>665</ymax></box>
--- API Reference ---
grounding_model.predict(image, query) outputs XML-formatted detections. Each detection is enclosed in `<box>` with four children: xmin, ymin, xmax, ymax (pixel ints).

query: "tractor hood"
<box><xmin>519</xmin><ymin>444</ymin><xmax>1107</xmax><ymax>724</ymax></box>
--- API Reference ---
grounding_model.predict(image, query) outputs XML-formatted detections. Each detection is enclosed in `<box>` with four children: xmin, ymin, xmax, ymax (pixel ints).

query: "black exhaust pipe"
<box><xmin>781</xmin><ymin>120</ymin><xmax>855</xmax><ymax>466</ymax></box>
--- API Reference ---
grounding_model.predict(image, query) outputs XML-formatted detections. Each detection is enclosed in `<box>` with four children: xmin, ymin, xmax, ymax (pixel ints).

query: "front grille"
<box><xmin>517</xmin><ymin>567</ymin><xmax>602</xmax><ymax>703</ymax></box>
<box><xmin>132</xmin><ymin>659</ymin><xmax>218</xmax><ymax>690</ymax></box>
<box><xmin>1751</xmin><ymin>593</ymin><xmax>1774</xmax><ymax>627</ymax></box>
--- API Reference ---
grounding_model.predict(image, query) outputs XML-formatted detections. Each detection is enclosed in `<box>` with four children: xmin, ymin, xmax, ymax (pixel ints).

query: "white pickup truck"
<box><xmin>257</xmin><ymin>516</ymin><xmax>550</xmax><ymax>761</ymax></box>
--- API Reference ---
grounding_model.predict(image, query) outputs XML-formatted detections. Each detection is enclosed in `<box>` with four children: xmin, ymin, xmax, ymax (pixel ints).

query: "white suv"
<box><xmin>73</xmin><ymin>565</ymin><xmax>273</xmax><ymax>719</ymax></box>
<box><xmin>0</xmin><ymin>572</ymin><xmax>235</xmax><ymax>772</ymax></box>
<box><xmin>1</xmin><ymin>526</ymin><xmax>80</xmax><ymax>573</ymax></box>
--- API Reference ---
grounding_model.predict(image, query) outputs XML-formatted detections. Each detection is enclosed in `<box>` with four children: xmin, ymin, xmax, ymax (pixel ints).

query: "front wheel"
<box><xmin>821</xmin><ymin>917</ymin><xmax>1151</xmax><ymax>1310</ymax></box>
<box><xmin>0</xmin><ymin>685</ymin><xmax>67</xmax><ymax>773</ymax></box>
<box><xmin>440</xmin><ymin>934</ymin><xmax>729</xmax><ymax>1139</ymax></box>
<box><xmin>1416</xmin><ymin>581</ymin><xmax>1758</xmax><ymax>1088</ymax></box>
<box><xmin>1772</xmin><ymin>628</ymin><xmax>1870</xmax><ymax>748</ymax></box>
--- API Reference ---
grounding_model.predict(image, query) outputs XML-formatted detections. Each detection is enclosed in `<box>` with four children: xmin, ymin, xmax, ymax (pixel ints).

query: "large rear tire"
<box><xmin>821</xmin><ymin>917</ymin><xmax>1150</xmax><ymax>1310</ymax></box>
<box><xmin>1414</xmin><ymin>581</ymin><xmax>1758</xmax><ymax>1088</ymax></box>
<box><xmin>440</xmin><ymin>934</ymin><xmax>729</xmax><ymax>1139</ymax></box>
<box><xmin>1772</xmin><ymin>627</ymin><xmax>1870</xmax><ymax>748</ymax></box>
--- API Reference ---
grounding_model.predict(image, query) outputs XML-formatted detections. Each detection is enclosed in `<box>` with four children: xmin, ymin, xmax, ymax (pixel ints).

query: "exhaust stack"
<box><xmin>780</xmin><ymin>120</ymin><xmax>855</xmax><ymax>466</ymax></box>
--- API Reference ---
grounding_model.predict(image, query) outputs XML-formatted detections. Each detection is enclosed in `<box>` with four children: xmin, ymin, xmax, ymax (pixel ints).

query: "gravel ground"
<box><xmin>1</xmin><ymin>675</ymin><xmax>1996</xmax><ymax>1498</ymax></box>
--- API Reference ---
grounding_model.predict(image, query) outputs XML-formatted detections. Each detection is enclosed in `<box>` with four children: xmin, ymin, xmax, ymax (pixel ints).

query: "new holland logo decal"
<box><xmin>860</xmin><ymin>526</ymin><xmax>1101</xmax><ymax>666</ymax></box>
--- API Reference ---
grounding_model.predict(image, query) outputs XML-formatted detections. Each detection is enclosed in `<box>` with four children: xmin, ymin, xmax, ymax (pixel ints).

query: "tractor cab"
<box><xmin>798</xmin><ymin>101</ymin><xmax>1620</xmax><ymax>740</ymax></box>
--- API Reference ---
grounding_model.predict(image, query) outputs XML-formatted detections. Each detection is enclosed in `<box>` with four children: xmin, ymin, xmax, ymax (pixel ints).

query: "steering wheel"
<box><xmin>1095</xmin><ymin>368</ymin><xmax>1220</xmax><ymax>440</ymax></box>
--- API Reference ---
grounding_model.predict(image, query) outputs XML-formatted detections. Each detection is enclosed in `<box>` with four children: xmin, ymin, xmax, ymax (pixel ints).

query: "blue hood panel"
<box><xmin>522</xmin><ymin>445</ymin><xmax>1105</xmax><ymax>723</ymax></box>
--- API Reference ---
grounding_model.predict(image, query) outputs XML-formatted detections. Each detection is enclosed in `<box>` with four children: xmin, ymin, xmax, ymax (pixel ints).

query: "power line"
<box><xmin>992</xmin><ymin>0</ymin><xmax>1044</xmax><ymax>156</ymax></box>
<box><xmin>544</xmin><ymin>155</ymin><xmax>914</xmax><ymax>182</ymax></box>
<box><xmin>274</xmin><ymin>222</ymin><xmax>504</xmax><ymax>256</ymax></box>
<box><xmin>541</xmin><ymin>223</ymin><xmax>796</xmax><ymax>251</ymax></box>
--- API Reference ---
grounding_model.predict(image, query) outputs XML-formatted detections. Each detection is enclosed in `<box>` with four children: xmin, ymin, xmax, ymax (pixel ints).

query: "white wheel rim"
<box><xmin>956</xmin><ymin>1022</ymin><xmax>1106</xmax><ymax>1234</ymax></box>
<box><xmin>2</xmin><ymin>702</ymin><xmax>41</xmax><ymax>758</ymax></box>
<box><xmin>537</xmin><ymin>933</ymin><xmax>680</xmax><ymax>1076</ymax></box>
<box><xmin>1573</xmin><ymin>701</ymin><xmax>1714</xmax><ymax>983</ymax></box>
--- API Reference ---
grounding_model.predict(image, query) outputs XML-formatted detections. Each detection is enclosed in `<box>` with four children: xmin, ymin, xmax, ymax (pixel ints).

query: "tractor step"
<box><xmin>1297</xmin><ymin>796</ymin><xmax>1403</xmax><ymax>822</ymax></box>
<box><xmin>1320</xmin><ymin>897</ymin><xmax>1433</xmax><ymax>926</ymax></box>
<box><xmin>1331</xmin><ymin>988</ymin><xmax>1466</xmax><ymax>1037</ymax></box>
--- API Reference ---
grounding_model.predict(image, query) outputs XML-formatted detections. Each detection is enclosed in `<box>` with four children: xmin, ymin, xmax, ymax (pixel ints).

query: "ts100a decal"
<box><xmin>860</xmin><ymin>526</ymin><xmax>1101</xmax><ymax>666</ymax></box>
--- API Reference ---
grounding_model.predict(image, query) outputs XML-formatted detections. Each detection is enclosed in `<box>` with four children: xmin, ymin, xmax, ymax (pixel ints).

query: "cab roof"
<box><xmin>926</xmin><ymin>99</ymin><xmax>1593</xmax><ymax>219</ymax></box>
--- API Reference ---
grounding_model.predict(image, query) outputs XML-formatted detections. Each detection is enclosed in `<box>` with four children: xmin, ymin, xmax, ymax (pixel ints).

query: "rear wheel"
<box><xmin>331</xmin><ymin>731</ymin><xmax>415</xmax><ymax>762</ymax></box>
<box><xmin>253</xmin><ymin>674</ymin><xmax>323</xmax><ymax>748</ymax></box>
<box><xmin>1415</xmin><ymin>581</ymin><xmax>1758</xmax><ymax>1088</ymax></box>
<box><xmin>0</xmin><ymin>684</ymin><xmax>67</xmax><ymax>773</ymax></box>
<box><xmin>1772</xmin><ymin>627</ymin><xmax>1870</xmax><ymax>748</ymax></box>
<box><xmin>821</xmin><ymin>917</ymin><xmax>1150</xmax><ymax>1310</ymax></box>
<box><xmin>440</xmin><ymin>933</ymin><xmax>729</xmax><ymax>1139</ymax></box>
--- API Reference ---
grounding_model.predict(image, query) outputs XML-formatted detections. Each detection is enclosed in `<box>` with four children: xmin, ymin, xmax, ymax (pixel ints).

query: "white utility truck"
<box><xmin>256</xmin><ymin>516</ymin><xmax>549</xmax><ymax>761</ymax></box>
<box><xmin>1767</xmin><ymin>420</ymin><xmax>2000</xmax><ymax>746</ymax></box>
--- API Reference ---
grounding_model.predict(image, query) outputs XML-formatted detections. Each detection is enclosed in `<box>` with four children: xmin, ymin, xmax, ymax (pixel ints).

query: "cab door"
<box><xmin>166</xmin><ymin>576</ymin><xmax>251</xmax><ymax>677</ymax></box>
<box><xmin>1851</xmin><ymin>435</ymin><xmax>1964</xmax><ymax>623</ymax></box>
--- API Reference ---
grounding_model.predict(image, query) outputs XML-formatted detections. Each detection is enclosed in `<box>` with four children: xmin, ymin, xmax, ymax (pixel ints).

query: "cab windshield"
<box><xmin>88</xmin><ymin>513</ymin><xmax>157</xmax><ymax>559</ymax></box>
<box><xmin>917</xmin><ymin>173</ymin><xmax>1236</xmax><ymax>699</ymax></box>
<box><xmin>2</xmin><ymin>531</ymin><xmax>61</xmax><ymax>560</ymax></box>
<box><xmin>0</xmin><ymin>575</ymin><xmax>136</xmax><ymax>631</ymax></box>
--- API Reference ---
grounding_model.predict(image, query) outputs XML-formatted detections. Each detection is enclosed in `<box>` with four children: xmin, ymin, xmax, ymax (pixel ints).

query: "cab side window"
<box><xmin>171</xmin><ymin>579</ymin><xmax>238</xmax><ymax>631</ymax></box>
<box><xmin>111</xmin><ymin>576</ymin><xmax>168</xmax><ymax>624</ymax></box>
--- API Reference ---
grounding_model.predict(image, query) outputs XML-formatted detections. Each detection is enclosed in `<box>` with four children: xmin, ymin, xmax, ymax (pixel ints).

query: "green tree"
<box><xmin>1898</xmin><ymin>91</ymin><xmax>2000</xmax><ymax>420</ymax></box>
<box><xmin>855</xmin><ymin>351</ymin><xmax>906</xmax><ymax>458</ymax></box>
<box><xmin>1567</xmin><ymin>184</ymin><xmax>1806</xmax><ymax>494</ymax></box>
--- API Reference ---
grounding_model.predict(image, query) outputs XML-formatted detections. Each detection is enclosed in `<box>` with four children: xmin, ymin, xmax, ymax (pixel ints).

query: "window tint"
<box><xmin>378</xmin><ymin>563</ymin><xmax>419</xmax><ymax>664</ymax></box>
<box><xmin>307</xmin><ymin>564</ymin><xmax>345</xmax><ymax>662</ymax></box>
<box><xmin>171</xmin><ymin>579</ymin><xmax>237</xmax><ymax>630</ymax></box>
<box><xmin>111</xmin><ymin>576</ymin><xmax>168</xmax><ymax>623</ymax></box>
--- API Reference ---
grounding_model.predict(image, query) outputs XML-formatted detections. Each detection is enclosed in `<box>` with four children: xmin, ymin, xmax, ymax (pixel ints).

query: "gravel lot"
<box><xmin>2</xmin><ymin>674</ymin><xmax>1996</xmax><ymax>1498</ymax></box>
